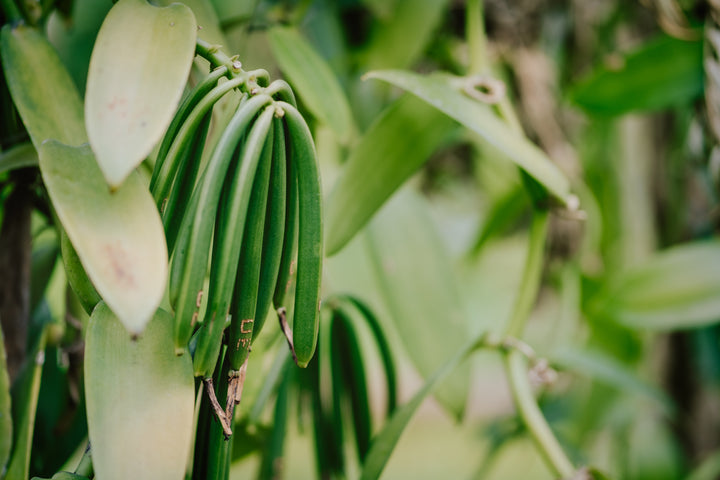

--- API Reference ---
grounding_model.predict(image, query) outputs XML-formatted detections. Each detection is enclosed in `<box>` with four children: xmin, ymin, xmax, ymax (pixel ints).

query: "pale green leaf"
<box><xmin>269</xmin><ymin>26</ymin><xmax>356</xmax><ymax>143</ymax></box>
<box><xmin>85</xmin><ymin>303</ymin><xmax>194</xmax><ymax>480</ymax></box>
<box><xmin>360</xmin><ymin>336</ymin><xmax>480</xmax><ymax>480</ymax></box>
<box><xmin>603</xmin><ymin>240</ymin><xmax>720</xmax><ymax>330</ymax></box>
<box><xmin>1</xmin><ymin>24</ymin><xmax>86</xmax><ymax>148</ymax></box>
<box><xmin>365</xmin><ymin>70</ymin><xmax>573</xmax><ymax>205</ymax></box>
<box><xmin>39</xmin><ymin>141</ymin><xmax>167</xmax><ymax>335</ymax></box>
<box><xmin>325</xmin><ymin>94</ymin><xmax>457</xmax><ymax>255</ymax></box>
<box><xmin>85</xmin><ymin>0</ymin><xmax>197</xmax><ymax>188</ymax></box>
<box><xmin>365</xmin><ymin>189</ymin><xmax>470</xmax><ymax>419</ymax></box>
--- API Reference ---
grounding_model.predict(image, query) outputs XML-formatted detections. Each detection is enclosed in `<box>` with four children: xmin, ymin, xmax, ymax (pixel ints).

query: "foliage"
<box><xmin>0</xmin><ymin>1</ymin><xmax>719</xmax><ymax>480</ymax></box>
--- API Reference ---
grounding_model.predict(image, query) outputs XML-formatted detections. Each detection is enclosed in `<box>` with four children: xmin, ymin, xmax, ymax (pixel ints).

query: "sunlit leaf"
<box><xmin>39</xmin><ymin>141</ymin><xmax>167</xmax><ymax>335</ymax></box>
<box><xmin>85</xmin><ymin>303</ymin><xmax>194</xmax><ymax>480</ymax></box>
<box><xmin>269</xmin><ymin>26</ymin><xmax>356</xmax><ymax>143</ymax></box>
<box><xmin>1</xmin><ymin>24</ymin><xmax>86</xmax><ymax>147</ymax></box>
<box><xmin>365</xmin><ymin>70</ymin><xmax>573</xmax><ymax>206</ymax></box>
<box><xmin>601</xmin><ymin>240</ymin><xmax>720</xmax><ymax>330</ymax></box>
<box><xmin>325</xmin><ymin>94</ymin><xmax>457</xmax><ymax>255</ymax></box>
<box><xmin>365</xmin><ymin>189</ymin><xmax>470</xmax><ymax>419</ymax></box>
<box><xmin>85</xmin><ymin>0</ymin><xmax>197</xmax><ymax>188</ymax></box>
<box><xmin>571</xmin><ymin>34</ymin><xmax>703</xmax><ymax>115</ymax></box>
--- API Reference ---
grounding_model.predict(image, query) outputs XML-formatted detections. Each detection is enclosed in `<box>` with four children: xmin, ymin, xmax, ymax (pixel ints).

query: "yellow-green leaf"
<box><xmin>85</xmin><ymin>303</ymin><xmax>194</xmax><ymax>480</ymax></box>
<box><xmin>0</xmin><ymin>24</ymin><xmax>86</xmax><ymax>147</ymax></box>
<box><xmin>601</xmin><ymin>240</ymin><xmax>720</xmax><ymax>330</ymax></box>
<box><xmin>325</xmin><ymin>94</ymin><xmax>457</xmax><ymax>255</ymax></box>
<box><xmin>85</xmin><ymin>0</ymin><xmax>197</xmax><ymax>188</ymax></box>
<box><xmin>39</xmin><ymin>141</ymin><xmax>167</xmax><ymax>335</ymax></box>
<box><xmin>269</xmin><ymin>26</ymin><xmax>356</xmax><ymax>143</ymax></box>
<box><xmin>365</xmin><ymin>70</ymin><xmax>573</xmax><ymax>206</ymax></box>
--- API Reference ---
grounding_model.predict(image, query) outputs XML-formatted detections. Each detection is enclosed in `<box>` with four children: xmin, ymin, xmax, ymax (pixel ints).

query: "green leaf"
<box><xmin>7</xmin><ymin>330</ymin><xmax>46</xmax><ymax>480</ymax></box>
<box><xmin>365</xmin><ymin>70</ymin><xmax>573</xmax><ymax>206</ymax></box>
<box><xmin>601</xmin><ymin>240</ymin><xmax>720</xmax><ymax>330</ymax></box>
<box><xmin>686</xmin><ymin>449</ymin><xmax>720</xmax><ymax>480</ymax></box>
<box><xmin>365</xmin><ymin>189</ymin><xmax>470</xmax><ymax>419</ymax></box>
<box><xmin>570</xmin><ymin>34</ymin><xmax>703</xmax><ymax>115</ymax></box>
<box><xmin>359</xmin><ymin>336</ymin><xmax>480</xmax><ymax>480</ymax></box>
<box><xmin>363</xmin><ymin>0</ymin><xmax>449</xmax><ymax>70</ymax></box>
<box><xmin>85</xmin><ymin>0</ymin><xmax>197</xmax><ymax>188</ymax></box>
<box><xmin>1</xmin><ymin>24</ymin><xmax>86</xmax><ymax>148</ymax></box>
<box><xmin>0</xmin><ymin>143</ymin><xmax>37</xmax><ymax>175</ymax></box>
<box><xmin>39</xmin><ymin>141</ymin><xmax>167</xmax><ymax>335</ymax></box>
<box><xmin>551</xmin><ymin>347</ymin><xmax>673</xmax><ymax>415</ymax></box>
<box><xmin>325</xmin><ymin>93</ymin><xmax>457</xmax><ymax>255</ymax></box>
<box><xmin>269</xmin><ymin>26</ymin><xmax>356</xmax><ymax>143</ymax></box>
<box><xmin>85</xmin><ymin>302</ymin><xmax>195</xmax><ymax>480</ymax></box>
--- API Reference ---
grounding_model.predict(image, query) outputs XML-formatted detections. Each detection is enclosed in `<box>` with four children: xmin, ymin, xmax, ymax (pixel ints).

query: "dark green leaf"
<box><xmin>570</xmin><ymin>34</ymin><xmax>703</xmax><ymax>115</ymax></box>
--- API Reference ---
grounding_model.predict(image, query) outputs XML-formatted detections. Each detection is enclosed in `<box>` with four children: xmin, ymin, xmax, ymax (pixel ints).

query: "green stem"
<box><xmin>503</xmin><ymin>209</ymin><xmax>549</xmax><ymax>337</ymax></box>
<box><xmin>466</xmin><ymin>0</ymin><xmax>487</xmax><ymax>75</ymax></box>
<box><xmin>504</xmin><ymin>349</ymin><xmax>575</xmax><ymax>478</ymax></box>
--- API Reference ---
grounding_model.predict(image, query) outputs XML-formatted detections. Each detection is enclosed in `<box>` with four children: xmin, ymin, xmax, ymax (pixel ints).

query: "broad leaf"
<box><xmin>360</xmin><ymin>336</ymin><xmax>480</xmax><ymax>480</ymax></box>
<box><xmin>85</xmin><ymin>0</ymin><xmax>197</xmax><ymax>188</ymax></box>
<box><xmin>365</xmin><ymin>70</ymin><xmax>573</xmax><ymax>206</ymax></box>
<box><xmin>269</xmin><ymin>26</ymin><xmax>356</xmax><ymax>143</ymax></box>
<box><xmin>1</xmin><ymin>24</ymin><xmax>86</xmax><ymax>147</ymax></box>
<box><xmin>39</xmin><ymin>141</ymin><xmax>167</xmax><ymax>335</ymax></box>
<box><xmin>325</xmin><ymin>94</ymin><xmax>457</xmax><ymax>255</ymax></box>
<box><xmin>571</xmin><ymin>34</ymin><xmax>703</xmax><ymax>115</ymax></box>
<box><xmin>601</xmin><ymin>240</ymin><xmax>720</xmax><ymax>330</ymax></box>
<box><xmin>365</xmin><ymin>189</ymin><xmax>470</xmax><ymax>419</ymax></box>
<box><xmin>85</xmin><ymin>303</ymin><xmax>194</xmax><ymax>480</ymax></box>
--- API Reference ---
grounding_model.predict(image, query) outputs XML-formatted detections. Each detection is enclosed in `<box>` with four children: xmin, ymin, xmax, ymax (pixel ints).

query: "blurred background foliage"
<box><xmin>2</xmin><ymin>0</ymin><xmax>720</xmax><ymax>479</ymax></box>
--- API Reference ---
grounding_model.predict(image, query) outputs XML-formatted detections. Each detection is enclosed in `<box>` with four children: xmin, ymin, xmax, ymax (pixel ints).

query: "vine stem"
<box><xmin>503</xmin><ymin>209</ymin><xmax>549</xmax><ymax>338</ymax></box>
<box><xmin>466</xmin><ymin>0</ymin><xmax>488</xmax><ymax>75</ymax></box>
<box><xmin>504</xmin><ymin>349</ymin><xmax>575</xmax><ymax>478</ymax></box>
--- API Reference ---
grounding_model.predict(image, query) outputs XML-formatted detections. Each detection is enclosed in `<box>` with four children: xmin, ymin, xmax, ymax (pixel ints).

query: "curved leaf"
<box><xmin>360</xmin><ymin>336</ymin><xmax>480</xmax><ymax>480</ymax></box>
<box><xmin>39</xmin><ymin>141</ymin><xmax>167</xmax><ymax>335</ymax></box>
<box><xmin>364</xmin><ymin>70</ymin><xmax>573</xmax><ymax>206</ymax></box>
<box><xmin>0</xmin><ymin>143</ymin><xmax>37</xmax><ymax>175</ymax></box>
<box><xmin>325</xmin><ymin>94</ymin><xmax>457</xmax><ymax>255</ymax></box>
<box><xmin>85</xmin><ymin>0</ymin><xmax>197</xmax><ymax>188</ymax></box>
<box><xmin>571</xmin><ymin>34</ymin><xmax>703</xmax><ymax>116</ymax></box>
<box><xmin>365</xmin><ymin>189</ymin><xmax>469</xmax><ymax>419</ymax></box>
<box><xmin>85</xmin><ymin>303</ymin><xmax>194</xmax><ymax>480</ymax></box>
<box><xmin>0</xmin><ymin>24</ymin><xmax>86</xmax><ymax>147</ymax></box>
<box><xmin>601</xmin><ymin>240</ymin><xmax>720</xmax><ymax>330</ymax></box>
<box><xmin>269</xmin><ymin>26</ymin><xmax>356</xmax><ymax>143</ymax></box>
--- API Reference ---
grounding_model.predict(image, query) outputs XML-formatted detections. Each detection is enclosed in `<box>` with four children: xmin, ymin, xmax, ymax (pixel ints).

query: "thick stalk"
<box><xmin>504</xmin><ymin>349</ymin><xmax>575</xmax><ymax>478</ymax></box>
